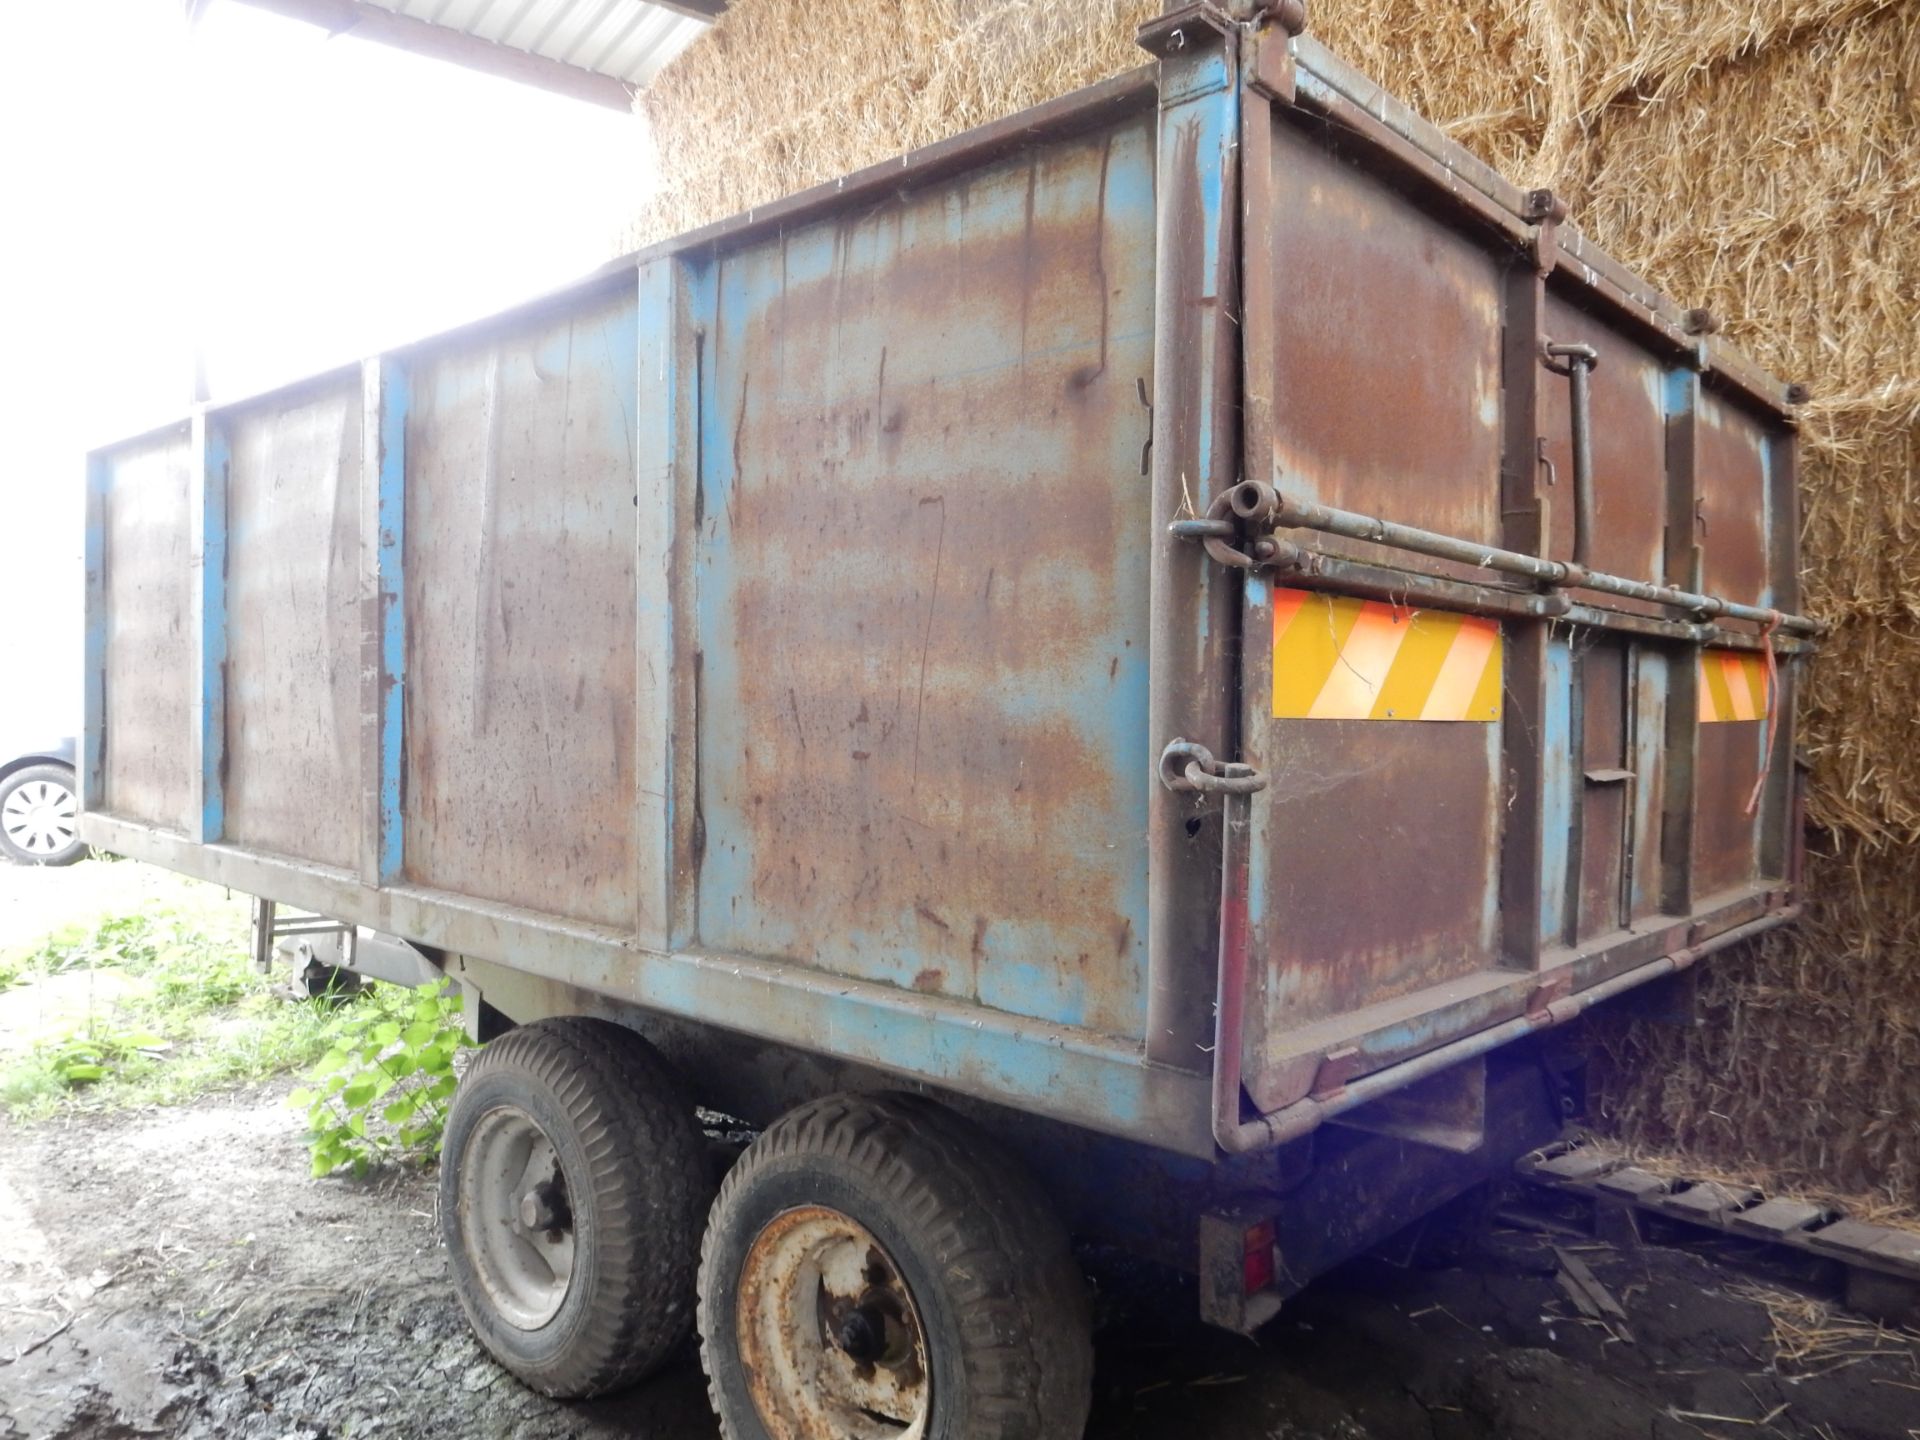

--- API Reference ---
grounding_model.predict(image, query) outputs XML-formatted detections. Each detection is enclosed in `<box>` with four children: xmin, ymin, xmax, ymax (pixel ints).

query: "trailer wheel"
<box><xmin>697</xmin><ymin>1093</ymin><xmax>1093</xmax><ymax>1440</ymax></box>
<box><xmin>440</xmin><ymin>1017</ymin><xmax>707</xmax><ymax>1399</ymax></box>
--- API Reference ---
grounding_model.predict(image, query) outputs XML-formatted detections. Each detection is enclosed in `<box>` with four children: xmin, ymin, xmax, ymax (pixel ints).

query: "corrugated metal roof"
<box><xmin>367</xmin><ymin>0</ymin><xmax>704</xmax><ymax>88</ymax></box>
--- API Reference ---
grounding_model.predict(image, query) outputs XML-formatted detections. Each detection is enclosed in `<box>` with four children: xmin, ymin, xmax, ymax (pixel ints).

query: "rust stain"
<box><xmin>401</xmin><ymin>288</ymin><xmax>639</xmax><ymax>929</ymax></box>
<box><xmin>909</xmin><ymin>495</ymin><xmax>946</xmax><ymax>792</ymax></box>
<box><xmin>695</xmin><ymin>115</ymin><xmax>1157</xmax><ymax>1036</ymax></box>
<box><xmin>1265</xmin><ymin>122</ymin><xmax>1502</xmax><ymax>556</ymax></box>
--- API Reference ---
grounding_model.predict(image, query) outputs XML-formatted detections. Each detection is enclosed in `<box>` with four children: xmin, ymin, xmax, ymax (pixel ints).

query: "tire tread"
<box><xmin>698</xmin><ymin>1091</ymin><xmax>1093</xmax><ymax>1439</ymax></box>
<box><xmin>443</xmin><ymin>1017</ymin><xmax>707</xmax><ymax>1399</ymax></box>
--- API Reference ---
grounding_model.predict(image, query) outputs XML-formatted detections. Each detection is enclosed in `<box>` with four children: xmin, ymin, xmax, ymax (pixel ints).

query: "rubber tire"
<box><xmin>698</xmin><ymin>1092</ymin><xmax>1094</xmax><ymax>1440</ymax></box>
<box><xmin>440</xmin><ymin>1017</ymin><xmax>709</xmax><ymax>1399</ymax></box>
<box><xmin>0</xmin><ymin>764</ymin><xmax>86</xmax><ymax>867</ymax></box>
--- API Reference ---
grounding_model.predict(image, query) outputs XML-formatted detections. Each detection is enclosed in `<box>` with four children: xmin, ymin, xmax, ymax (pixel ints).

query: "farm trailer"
<box><xmin>81</xmin><ymin>3</ymin><xmax>1816</xmax><ymax>1435</ymax></box>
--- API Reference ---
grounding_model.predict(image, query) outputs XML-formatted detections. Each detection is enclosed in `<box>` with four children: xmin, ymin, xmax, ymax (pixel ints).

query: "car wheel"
<box><xmin>0</xmin><ymin>763</ymin><xmax>86</xmax><ymax>866</ymax></box>
<box><xmin>698</xmin><ymin>1092</ymin><xmax>1094</xmax><ymax>1440</ymax></box>
<box><xmin>440</xmin><ymin>1017</ymin><xmax>710</xmax><ymax>1398</ymax></box>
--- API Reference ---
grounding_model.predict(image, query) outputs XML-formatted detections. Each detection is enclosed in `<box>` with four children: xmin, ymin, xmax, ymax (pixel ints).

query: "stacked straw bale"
<box><xmin>631</xmin><ymin>0</ymin><xmax>1920</xmax><ymax>1208</ymax></box>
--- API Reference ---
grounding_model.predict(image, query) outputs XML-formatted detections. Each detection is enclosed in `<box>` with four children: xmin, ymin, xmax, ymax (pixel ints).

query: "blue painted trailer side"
<box><xmin>78</xmin><ymin>23</ymin><xmax>1807</xmax><ymax>1173</ymax></box>
<box><xmin>691</xmin><ymin>111</ymin><xmax>1160</xmax><ymax>1039</ymax></box>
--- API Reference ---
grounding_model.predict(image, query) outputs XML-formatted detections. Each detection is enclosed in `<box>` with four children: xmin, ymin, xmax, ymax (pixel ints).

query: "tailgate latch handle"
<box><xmin>1542</xmin><ymin>340</ymin><xmax>1600</xmax><ymax>569</ymax></box>
<box><xmin>1159</xmin><ymin>739</ymin><xmax>1268</xmax><ymax>795</ymax></box>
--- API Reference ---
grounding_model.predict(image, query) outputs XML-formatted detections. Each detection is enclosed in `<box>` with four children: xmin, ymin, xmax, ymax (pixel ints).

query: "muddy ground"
<box><xmin>2</xmin><ymin>1079</ymin><xmax>1917</xmax><ymax>1440</ymax></box>
<box><xmin>2</xmin><ymin>868</ymin><xmax>1917</xmax><ymax>1439</ymax></box>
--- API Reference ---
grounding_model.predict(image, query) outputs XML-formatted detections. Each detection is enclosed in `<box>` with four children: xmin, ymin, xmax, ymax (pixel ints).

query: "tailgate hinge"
<box><xmin>1169</xmin><ymin>480</ymin><xmax>1290</xmax><ymax>571</ymax></box>
<box><xmin>1159</xmin><ymin>738</ymin><xmax>1268</xmax><ymax>795</ymax></box>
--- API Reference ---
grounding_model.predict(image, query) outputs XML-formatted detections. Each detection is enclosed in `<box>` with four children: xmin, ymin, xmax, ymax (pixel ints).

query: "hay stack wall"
<box><xmin>632</xmin><ymin>0</ymin><xmax>1920</xmax><ymax>1208</ymax></box>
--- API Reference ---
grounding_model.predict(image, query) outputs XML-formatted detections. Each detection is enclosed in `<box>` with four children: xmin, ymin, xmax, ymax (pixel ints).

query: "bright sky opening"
<box><xmin>0</xmin><ymin>0</ymin><xmax>656</xmax><ymax>742</ymax></box>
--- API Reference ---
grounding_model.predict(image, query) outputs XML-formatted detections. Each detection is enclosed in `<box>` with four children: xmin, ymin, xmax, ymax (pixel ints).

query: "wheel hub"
<box><xmin>2</xmin><ymin>779</ymin><xmax>77</xmax><ymax>857</ymax></box>
<box><xmin>519</xmin><ymin>1181</ymin><xmax>570</xmax><ymax>1233</ymax></box>
<box><xmin>736</xmin><ymin>1205</ymin><xmax>930</xmax><ymax>1440</ymax></box>
<box><xmin>459</xmin><ymin>1106</ymin><xmax>577</xmax><ymax>1330</ymax></box>
<box><xmin>833</xmin><ymin>1305</ymin><xmax>888</xmax><ymax>1364</ymax></box>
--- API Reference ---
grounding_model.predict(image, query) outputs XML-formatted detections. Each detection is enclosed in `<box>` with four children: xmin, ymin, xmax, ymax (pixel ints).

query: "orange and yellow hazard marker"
<box><xmin>1269</xmin><ymin>588</ymin><xmax>1503</xmax><ymax>722</ymax></box>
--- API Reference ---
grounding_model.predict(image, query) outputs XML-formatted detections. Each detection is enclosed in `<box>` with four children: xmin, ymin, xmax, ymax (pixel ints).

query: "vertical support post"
<box><xmin>360</xmin><ymin>356</ymin><xmax>409</xmax><ymax>888</ymax></box>
<box><xmin>190</xmin><ymin>409</ymin><xmax>229</xmax><ymax>844</ymax></box>
<box><xmin>1617</xmin><ymin>646</ymin><xmax>1643</xmax><ymax>927</ymax></box>
<box><xmin>634</xmin><ymin>256</ymin><xmax>707</xmax><ymax>951</ymax></box>
<box><xmin>1562</xmin><ymin>643</ymin><xmax>1589</xmax><ymax>948</ymax></box>
<box><xmin>1497</xmin><ymin>264</ymin><xmax>1548</xmax><ymax>968</ymax></box>
<box><xmin>1138</xmin><ymin>3</ymin><xmax>1244</xmax><ymax>1068</ymax></box>
<box><xmin>81</xmin><ymin>453</ymin><xmax>111</xmax><ymax>817</ymax></box>
<box><xmin>1660</xmin><ymin>367</ymin><xmax>1702</xmax><ymax>914</ymax></box>
<box><xmin>635</xmin><ymin>256</ymin><xmax>716</xmax><ymax>952</ymax></box>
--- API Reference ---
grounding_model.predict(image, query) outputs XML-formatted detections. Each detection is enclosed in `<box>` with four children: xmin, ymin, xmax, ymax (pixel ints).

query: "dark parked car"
<box><xmin>0</xmin><ymin>734</ymin><xmax>84</xmax><ymax>866</ymax></box>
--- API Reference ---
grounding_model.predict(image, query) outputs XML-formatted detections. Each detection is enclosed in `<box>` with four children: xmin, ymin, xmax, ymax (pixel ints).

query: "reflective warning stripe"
<box><xmin>1271</xmin><ymin>588</ymin><xmax>1503</xmax><ymax>721</ymax></box>
<box><xmin>1698</xmin><ymin>648</ymin><xmax>1767</xmax><ymax>723</ymax></box>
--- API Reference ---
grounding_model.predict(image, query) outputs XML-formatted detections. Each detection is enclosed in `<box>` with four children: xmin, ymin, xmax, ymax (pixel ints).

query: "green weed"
<box><xmin>289</xmin><ymin>980</ymin><xmax>470</xmax><ymax>1177</ymax></box>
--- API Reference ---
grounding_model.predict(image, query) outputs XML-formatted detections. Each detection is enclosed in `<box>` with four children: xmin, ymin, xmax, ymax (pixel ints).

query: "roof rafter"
<box><xmin>226</xmin><ymin>0</ymin><xmax>715</xmax><ymax>109</ymax></box>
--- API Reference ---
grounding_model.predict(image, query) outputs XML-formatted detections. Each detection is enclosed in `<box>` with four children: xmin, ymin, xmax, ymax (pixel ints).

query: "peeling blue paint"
<box><xmin>1539</xmin><ymin>637</ymin><xmax>1574</xmax><ymax>944</ymax></box>
<box><xmin>195</xmin><ymin>415</ymin><xmax>231</xmax><ymax>843</ymax></box>
<box><xmin>375</xmin><ymin>359</ymin><xmax>409</xmax><ymax>885</ymax></box>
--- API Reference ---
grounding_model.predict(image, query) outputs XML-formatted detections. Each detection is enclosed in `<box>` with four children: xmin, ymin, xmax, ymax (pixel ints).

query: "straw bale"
<box><xmin>632</xmin><ymin>0</ymin><xmax>1160</xmax><ymax>246</ymax></box>
<box><xmin>1567</xmin><ymin>0</ymin><xmax>1908</xmax><ymax>116</ymax></box>
<box><xmin>1569</xmin><ymin>4</ymin><xmax>1920</xmax><ymax>402</ymax></box>
<box><xmin>629</xmin><ymin>0</ymin><xmax>1558</xmax><ymax>247</ymax></box>
<box><xmin>1591</xmin><ymin>836</ymin><xmax>1920</xmax><ymax>1210</ymax></box>
<box><xmin>1480</xmin><ymin>0</ymin><xmax>1920</xmax><ymax>1214</ymax></box>
<box><xmin>635</xmin><ymin>0</ymin><xmax>1920</xmax><ymax>1210</ymax></box>
<box><xmin>630</xmin><ymin>0</ymin><xmax>1907</xmax><ymax>243</ymax></box>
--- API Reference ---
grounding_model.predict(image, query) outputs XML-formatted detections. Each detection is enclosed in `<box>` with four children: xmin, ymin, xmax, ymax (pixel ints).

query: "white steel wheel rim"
<box><xmin>736</xmin><ymin>1205</ymin><xmax>931</xmax><ymax>1440</ymax></box>
<box><xmin>461</xmin><ymin>1105</ymin><xmax>577</xmax><ymax>1330</ymax></box>
<box><xmin>2</xmin><ymin>778</ymin><xmax>77</xmax><ymax>857</ymax></box>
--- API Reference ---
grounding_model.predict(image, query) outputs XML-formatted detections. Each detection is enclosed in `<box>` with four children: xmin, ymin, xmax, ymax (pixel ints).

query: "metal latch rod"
<box><xmin>1207</xmin><ymin>481</ymin><xmax>1821</xmax><ymax>638</ymax></box>
<box><xmin>1543</xmin><ymin>341</ymin><xmax>1598</xmax><ymax>569</ymax></box>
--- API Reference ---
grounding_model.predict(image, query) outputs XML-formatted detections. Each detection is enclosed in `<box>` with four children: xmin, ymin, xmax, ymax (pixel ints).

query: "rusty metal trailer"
<box><xmin>81</xmin><ymin>4</ymin><xmax>1814</xmax><ymax>1435</ymax></box>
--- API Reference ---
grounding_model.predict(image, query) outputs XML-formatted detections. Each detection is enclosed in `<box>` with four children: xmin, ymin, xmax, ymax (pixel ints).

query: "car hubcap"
<box><xmin>737</xmin><ymin>1205</ymin><xmax>931</xmax><ymax>1439</ymax></box>
<box><xmin>461</xmin><ymin>1106</ymin><xmax>576</xmax><ymax>1329</ymax></box>
<box><xmin>2</xmin><ymin>779</ymin><xmax>77</xmax><ymax>857</ymax></box>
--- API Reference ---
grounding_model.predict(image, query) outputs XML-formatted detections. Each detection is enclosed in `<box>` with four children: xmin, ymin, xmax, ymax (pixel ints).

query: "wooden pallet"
<box><xmin>1516</xmin><ymin>1142</ymin><xmax>1920</xmax><ymax>1326</ymax></box>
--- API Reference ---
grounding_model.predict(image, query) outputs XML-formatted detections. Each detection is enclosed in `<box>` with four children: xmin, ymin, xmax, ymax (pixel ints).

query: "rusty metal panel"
<box><xmin>1696</xmin><ymin>392</ymin><xmax>1774</xmax><ymax>607</ymax></box>
<box><xmin>222</xmin><ymin>381</ymin><xmax>363</xmax><ymax>869</ymax></box>
<box><xmin>1629</xmin><ymin>649</ymin><xmax>1670</xmax><ymax>920</ymax></box>
<box><xmin>101</xmin><ymin>434</ymin><xmax>195</xmax><ymax>833</ymax></box>
<box><xmin>401</xmin><ymin>285</ymin><xmax>641</xmax><ymax>930</ymax></box>
<box><xmin>1252</xmin><ymin>711</ymin><xmax>1500</xmax><ymax>1018</ymax></box>
<box><xmin>1694</xmin><ymin>722</ymin><xmax>1769</xmax><ymax>899</ymax></box>
<box><xmin>1238</xmin><ymin>108</ymin><xmax>1510</xmax><ymax>1117</ymax></box>
<box><xmin>1263</xmin><ymin>119</ymin><xmax>1504</xmax><ymax>560</ymax></box>
<box><xmin>694</xmin><ymin>116</ymin><xmax>1158</xmax><ymax>1039</ymax></box>
<box><xmin>1240</xmin><ymin>572</ymin><xmax>1502</xmax><ymax>1107</ymax></box>
<box><xmin>1691</xmin><ymin>396</ymin><xmax>1790</xmax><ymax>896</ymax></box>
<box><xmin>1540</xmin><ymin>292</ymin><xmax>1667</xmax><ymax>583</ymax></box>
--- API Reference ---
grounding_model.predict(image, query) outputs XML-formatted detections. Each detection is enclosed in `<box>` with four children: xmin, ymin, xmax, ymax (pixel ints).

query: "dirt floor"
<box><xmin>2</xmin><ymin>869</ymin><xmax>1918</xmax><ymax>1439</ymax></box>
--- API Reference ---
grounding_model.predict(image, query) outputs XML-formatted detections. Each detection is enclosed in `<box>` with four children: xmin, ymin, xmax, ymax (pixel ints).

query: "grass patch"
<box><xmin>0</xmin><ymin>900</ymin><xmax>394</xmax><ymax>1120</ymax></box>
